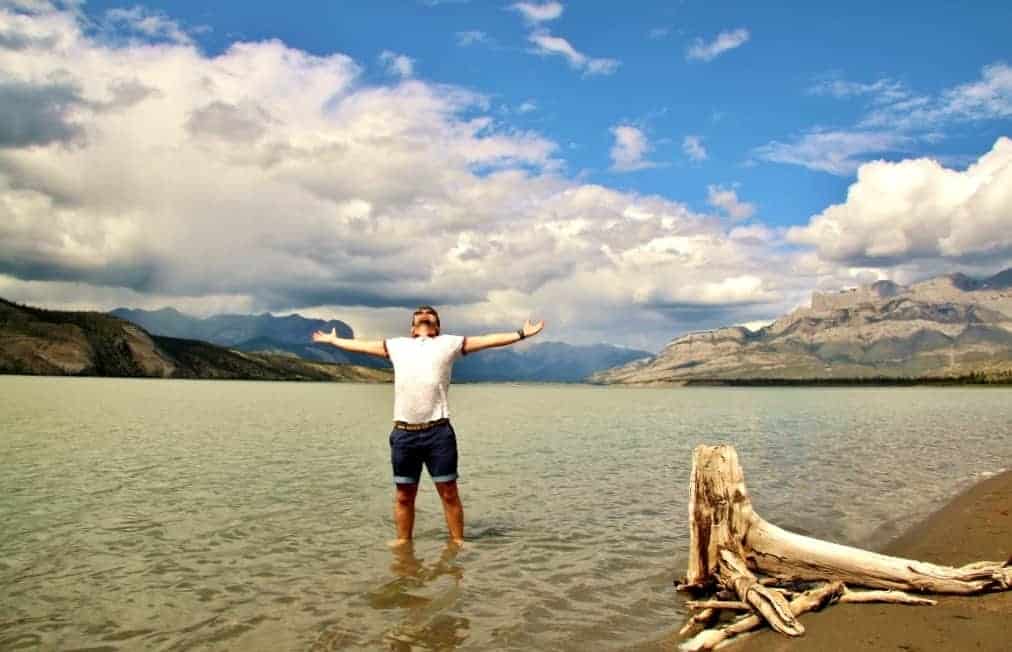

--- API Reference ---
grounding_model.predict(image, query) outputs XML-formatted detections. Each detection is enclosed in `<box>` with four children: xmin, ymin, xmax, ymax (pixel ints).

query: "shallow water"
<box><xmin>1</xmin><ymin>376</ymin><xmax>1010</xmax><ymax>650</ymax></box>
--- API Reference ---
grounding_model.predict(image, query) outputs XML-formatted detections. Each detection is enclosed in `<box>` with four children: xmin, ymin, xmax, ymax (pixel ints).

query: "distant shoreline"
<box><xmin>601</xmin><ymin>373</ymin><xmax>1012</xmax><ymax>387</ymax></box>
<box><xmin>680</xmin><ymin>373</ymin><xmax>1012</xmax><ymax>386</ymax></box>
<box><xmin>3</xmin><ymin>372</ymin><xmax>1012</xmax><ymax>386</ymax></box>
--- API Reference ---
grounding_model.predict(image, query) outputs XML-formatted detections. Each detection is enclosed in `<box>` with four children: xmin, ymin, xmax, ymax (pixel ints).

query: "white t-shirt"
<box><xmin>384</xmin><ymin>333</ymin><xmax>468</xmax><ymax>423</ymax></box>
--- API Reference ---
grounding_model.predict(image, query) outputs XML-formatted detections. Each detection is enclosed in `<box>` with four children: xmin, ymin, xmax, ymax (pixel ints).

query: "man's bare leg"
<box><xmin>390</xmin><ymin>482</ymin><xmax>419</xmax><ymax>546</ymax></box>
<box><xmin>434</xmin><ymin>480</ymin><xmax>464</xmax><ymax>545</ymax></box>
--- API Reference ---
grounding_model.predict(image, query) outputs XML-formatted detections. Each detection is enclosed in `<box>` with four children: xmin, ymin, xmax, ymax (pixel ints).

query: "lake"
<box><xmin>2</xmin><ymin>377</ymin><xmax>1010</xmax><ymax>650</ymax></box>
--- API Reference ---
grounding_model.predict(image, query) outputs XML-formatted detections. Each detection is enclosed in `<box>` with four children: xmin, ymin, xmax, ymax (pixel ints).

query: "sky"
<box><xmin>0</xmin><ymin>0</ymin><xmax>1010</xmax><ymax>351</ymax></box>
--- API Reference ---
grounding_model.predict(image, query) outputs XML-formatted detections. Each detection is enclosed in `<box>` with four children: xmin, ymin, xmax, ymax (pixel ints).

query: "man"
<box><xmin>311</xmin><ymin>305</ymin><xmax>545</xmax><ymax>546</ymax></box>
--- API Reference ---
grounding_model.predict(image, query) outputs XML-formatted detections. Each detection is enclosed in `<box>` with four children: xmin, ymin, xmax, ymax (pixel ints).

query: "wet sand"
<box><xmin>725</xmin><ymin>468</ymin><xmax>1012</xmax><ymax>652</ymax></box>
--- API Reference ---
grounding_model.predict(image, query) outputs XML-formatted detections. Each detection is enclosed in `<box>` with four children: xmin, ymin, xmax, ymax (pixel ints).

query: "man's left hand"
<box><xmin>522</xmin><ymin>319</ymin><xmax>545</xmax><ymax>338</ymax></box>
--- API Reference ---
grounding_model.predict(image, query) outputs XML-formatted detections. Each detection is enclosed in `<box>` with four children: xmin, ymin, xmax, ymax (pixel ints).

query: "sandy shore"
<box><xmin>634</xmin><ymin>468</ymin><xmax>1012</xmax><ymax>652</ymax></box>
<box><xmin>718</xmin><ymin>468</ymin><xmax>1012</xmax><ymax>652</ymax></box>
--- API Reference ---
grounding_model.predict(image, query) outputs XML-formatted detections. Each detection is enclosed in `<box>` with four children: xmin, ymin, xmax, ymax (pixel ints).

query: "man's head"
<box><xmin>410</xmin><ymin>305</ymin><xmax>440</xmax><ymax>337</ymax></box>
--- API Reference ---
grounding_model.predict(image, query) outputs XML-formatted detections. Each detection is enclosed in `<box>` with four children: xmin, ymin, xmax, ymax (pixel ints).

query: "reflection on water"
<box><xmin>374</xmin><ymin>543</ymin><xmax>467</xmax><ymax>650</ymax></box>
<box><xmin>1</xmin><ymin>377</ymin><xmax>1010</xmax><ymax>650</ymax></box>
<box><xmin>311</xmin><ymin>543</ymin><xmax>467</xmax><ymax>651</ymax></box>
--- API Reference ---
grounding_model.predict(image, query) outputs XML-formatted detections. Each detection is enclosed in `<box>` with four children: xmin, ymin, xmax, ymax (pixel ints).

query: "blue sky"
<box><xmin>0</xmin><ymin>1</ymin><xmax>1010</xmax><ymax>350</ymax></box>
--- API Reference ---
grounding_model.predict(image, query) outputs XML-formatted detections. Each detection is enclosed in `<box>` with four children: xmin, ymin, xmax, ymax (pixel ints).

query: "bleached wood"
<box><xmin>683</xmin><ymin>444</ymin><xmax>1012</xmax><ymax>595</ymax></box>
<box><xmin>716</xmin><ymin>547</ymin><xmax>803</xmax><ymax>636</ymax></box>
<box><xmin>839</xmin><ymin>588</ymin><xmax>936</xmax><ymax>605</ymax></box>
<box><xmin>680</xmin><ymin>581</ymin><xmax>843</xmax><ymax>651</ymax></box>
<box><xmin>677</xmin><ymin>443</ymin><xmax>1012</xmax><ymax>646</ymax></box>
<box><xmin>678</xmin><ymin>607</ymin><xmax>718</xmax><ymax>637</ymax></box>
<box><xmin>685</xmin><ymin>600</ymin><xmax>750</xmax><ymax>611</ymax></box>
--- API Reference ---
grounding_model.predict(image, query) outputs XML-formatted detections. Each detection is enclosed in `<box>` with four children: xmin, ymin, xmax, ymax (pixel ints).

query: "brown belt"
<box><xmin>393</xmin><ymin>417</ymin><xmax>449</xmax><ymax>431</ymax></box>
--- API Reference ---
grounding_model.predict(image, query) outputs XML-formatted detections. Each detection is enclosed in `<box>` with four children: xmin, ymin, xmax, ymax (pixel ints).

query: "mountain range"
<box><xmin>589</xmin><ymin>268</ymin><xmax>1012</xmax><ymax>385</ymax></box>
<box><xmin>0</xmin><ymin>298</ymin><xmax>390</xmax><ymax>382</ymax></box>
<box><xmin>5</xmin><ymin>266</ymin><xmax>1010</xmax><ymax>385</ymax></box>
<box><xmin>108</xmin><ymin>306</ymin><xmax>377</xmax><ymax>366</ymax></box>
<box><xmin>107</xmin><ymin>306</ymin><xmax>653</xmax><ymax>382</ymax></box>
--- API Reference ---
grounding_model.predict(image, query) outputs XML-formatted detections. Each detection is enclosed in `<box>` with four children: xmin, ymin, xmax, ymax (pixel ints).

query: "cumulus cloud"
<box><xmin>707</xmin><ymin>184</ymin><xmax>756</xmax><ymax>221</ymax></box>
<box><xmin>509</xmin><ymin>1</ymin><xmax>563</xmax><ymax>23</ymax></box>
<box><xmin>609</xmin><ymin>125</ymin><xmax>658</xmax><ymax>172</ymax></box>
<box><xmin>686</xmin><ymin>28</ymin><xmax>749</xmax><ymax>62</ymax></box>
<box><xmin>378</xmin><ymin>49</ymin><xmax>414</xmax><ymax>78</ymax></box>
<box><xmin>0</xmin><ymin>2</ymin><xmax>826</xmax><ymax>349</ymax></box>
<box><xmin>682</xmin><ymin>135</ymin><xmax>707</xmax><ymax>161</ymax></box>
<box><xmin>527</xmin><ymin>28</ymin><xmax>619</xmax><ymax>76</ymax></box>
<box><xmin>787</xmin><ymin>137</ymin><xmax>1012</xmax><ymax>266</ymax></box>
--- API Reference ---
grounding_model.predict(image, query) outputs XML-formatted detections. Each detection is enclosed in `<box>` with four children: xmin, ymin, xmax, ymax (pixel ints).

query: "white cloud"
<box><xmin>753</xmin><ymin>130</ymin><xmax>910</xmax><ymax>175</ymax></box>
<box><xmin>787</xmin><ymin>137</ymin><xmax>1012</xmax><ymax>265</ymax></box>
<box><xmin>527</xmin><ymin>28</ymin><xmax>619</xmax><ymax>76</ymax></box>
<box><xmin>728</xmin><ymin>224</ymin><xmax>774</xmax><ymax>243</ymax></box>
<box><xmin>509</xmin><ymin>1</ymin><xmax>563</xmax><ymax>23</ymax></box>
<box><xmin>609</xmin><ymin>124</ymin><xmax>657</xmax><ymax>172</ymax></box>
<box><xmin>19</xmin><ymin>4</ymin><xmax>999</xmax><ymax>346</ymax></box>
<box><xmin>707</xmin><ymin>184</ymin><xmax>756</xmax><ymax>220</ymax></box>
<box><xmin>102</xmin><ymin>6</ymin><xmax>198</xmax><ymax>45</ymax></box>
<box><xmin>682</xmin><ymin>135</ymin><xmax>707</xmax><ymax>161</ymax></box>
<box><xmin>455</xmin><ymin>30</ymin><xmax>488</xmax><ymax>46</ymax></box>
<box><xmin>584</xmin><ymin>56</ymin><xmax>620</xmax><ymax>76</ymax></box>
<box><xmin>517</xmin><ymin>99</ymin><xmax>537</xmax><ymax>113</ymax></box>
<box><xmin>686</xmin><ymin>28</ymin><xmax>749</xmax><ymax>62</ymax></box>
<box><xmin>378</xmin><ymin>49</ymin><xmax>414</xmax><ymax>78</ymax></box>
<box><xmin>807</xmin><ymin>75</ymin><xmax>909</xmax><ymax>104</ymax></box>
<box><xmin>763</xmin><ymin>63</ymin><xmax>1012</xmax><ymax>176</ymax></box>
<box><xmin>648</xmin><ymin>26</ymin><xmax>670</xmax><ymax>40</ymax></box>
<box><xmin>859</xmin><ymin>62</ymin><xmax>1012</xmax><ymax>130</ymax></box>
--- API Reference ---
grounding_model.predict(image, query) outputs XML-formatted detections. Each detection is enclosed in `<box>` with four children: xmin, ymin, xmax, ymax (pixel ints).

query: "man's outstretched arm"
<box><xmin>463</xmin><ymin>318</ymin><xmax>545</xmax><ymax>355</ymax></box>
<box><xmin>311</xmin><ymin>327</ymin><xmax>388</xmax><ymax>358</ymax></box>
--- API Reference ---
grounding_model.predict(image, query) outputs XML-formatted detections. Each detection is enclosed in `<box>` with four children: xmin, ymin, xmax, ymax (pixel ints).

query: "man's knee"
<box><xmin>394</xmin><ymin>484</ymin><xmax>418</xmax><ymax>507</ymax></box>
<box><xmin>434</xmin><ymin>480</ymin><xmax>460</xmax><ymax>505</ymax></box>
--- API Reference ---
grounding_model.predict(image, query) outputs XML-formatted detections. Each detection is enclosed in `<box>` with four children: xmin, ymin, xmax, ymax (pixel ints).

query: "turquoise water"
<box><xmin>1</xmin><ymin>377</ymin><xmax>1010</xmax><ymax>650</ymax></box>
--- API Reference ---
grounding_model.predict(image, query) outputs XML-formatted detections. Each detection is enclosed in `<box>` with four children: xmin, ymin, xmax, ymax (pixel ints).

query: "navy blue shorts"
<box><xmin>389</xmin><ymin>420</ymin><xmax>458</xmax><ymax>485</ymax></box>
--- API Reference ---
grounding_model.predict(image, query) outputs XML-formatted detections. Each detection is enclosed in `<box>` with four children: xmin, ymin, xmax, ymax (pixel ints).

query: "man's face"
<box><xmin>412</xmin><ymin>310</ymin><xmax>439</xmax><ymax>336</ymax></box>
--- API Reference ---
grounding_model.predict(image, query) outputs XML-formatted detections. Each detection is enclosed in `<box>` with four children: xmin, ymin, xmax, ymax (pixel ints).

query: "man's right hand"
<box><xmin>311</xmin><ymin>327</ymin><xmax>336</xmax><ymax>344</ymax></box>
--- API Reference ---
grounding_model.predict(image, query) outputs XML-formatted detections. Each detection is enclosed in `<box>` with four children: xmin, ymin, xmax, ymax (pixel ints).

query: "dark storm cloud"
<box><xmin>0</xmin><ymin>79</ymin><xmax>84</xmax><ymax>148</ymax></box>
<box><xmin>0</xmin><ymin>255</ymin><xmax>161</xmax><ymax>293</ymax></box>
<box><xmin>256</xmin><ymin>283</ymin><xmax>486</xmax><ymax>312</ymax></box>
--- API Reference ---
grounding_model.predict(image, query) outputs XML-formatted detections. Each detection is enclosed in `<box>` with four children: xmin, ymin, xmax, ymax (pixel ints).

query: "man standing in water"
<box><xmin>312</xmin><ymin>306</ymin><xmax>545</xmax><ymax>546</ymax></box>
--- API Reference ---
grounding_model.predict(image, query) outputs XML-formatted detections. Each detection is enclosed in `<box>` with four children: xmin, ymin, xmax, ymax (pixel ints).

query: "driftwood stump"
<box><xmin>675</xmin><ymin>444</ymin><xmax>1011</xmax><ymax>650</ymax></box>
